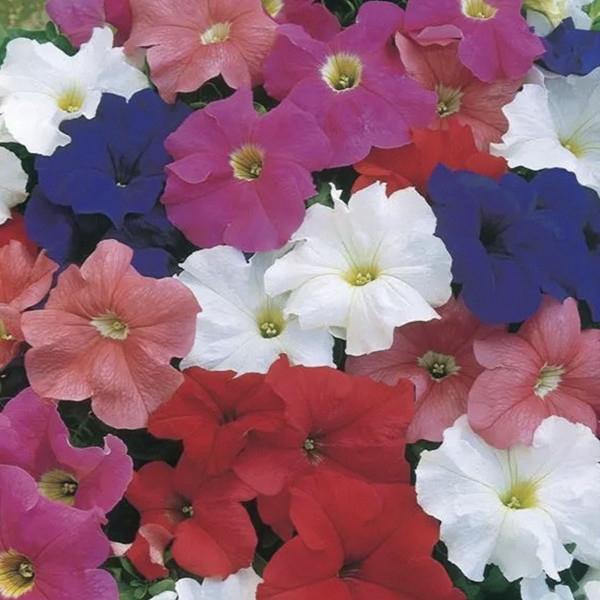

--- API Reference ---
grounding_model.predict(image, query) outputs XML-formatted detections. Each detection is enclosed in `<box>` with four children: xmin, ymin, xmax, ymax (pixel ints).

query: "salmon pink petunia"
<box><xmin>0</xmin><ymin>241</ymin><xmax>58</xmax><ymax>371</ymax></box>
<box><xmin>261</xmin><ymin>0</ymin><xmax>340</xmax><ymax>41</ymax></box>
<box><xmin>163</xmin><ymin>89</ymin><xmax>331</xmax><ymax>251</ymax></box>
<box><xmin>395</xmin><ymin>34</ymin><xmax>522</xmax><ymax>150</ymax></box>
<box><xmin>21</xmin><ymin>239</ymin><xmax>199</xmax><ymax>430</ymax></box>
<box><xmin>0</xmin><ymin>388</ymin><xmax>133</xmax><ymax>514</ymax></box>
<box><xmin>263</xmin><ymin>3</ymin><xmax>437</xmax><ymax>167</ymax></box>
<box><xmin>468</xmin><ymin>296</ymin><xmax>600</xmax><ymax>448</ymax></box>
<box><xmin>125</xmin><ymin>0</ymin><xmax>276</xmax><ymax>102</ymax></box>
<box><xmin>404</xmin><ymin>0</ymin><xmax>544</xmax><ymax>83</ymax></box>
<box><xmin>347</xmin><ymin>298</ymin><xmax>499</xmax><ymax>443</ymax></box>
<box><xmin>353</xmin><ymin>122</ymin><xmax>507</xmax><ymax>196</ymax></box>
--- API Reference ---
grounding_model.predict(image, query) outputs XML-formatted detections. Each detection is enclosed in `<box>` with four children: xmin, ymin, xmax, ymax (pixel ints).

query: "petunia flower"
<box><xmin>468</xmin><ymin>296</ymin><xmax>600</xmax><ymax>448</ymax></box>
<box><xmin>258</xmin><ymin>473</ymin><xmax>464</xmax><ymax>600</ymax></box>
<box><xmin>429</xmin><ymin>166</ymin><xmax>586</xmax><ymax>323</ymax></box>
<box><xmin>0</xmin><ymin>147</ymin><xmax>27</xmax><ymax>223</ymax></box>
<box><xmin>524</xmin><ymin>0</ymin><xmax>591</xmax><ymax>36</ymax></box>
<box><xmin>149</xmin><ymin>367</ymin><xmax>284</xmax><ymax>472</ymax></box>
<box><xmin>0</xmin><ymin>388</ymin><xmax>132</xmax><ymax>513</ymax></box>
<box><xmin>491</xmin><ymin>68</ymin><xmax>600</xmax><ymax>196</ymax></box>
<box><xmin>394</xmin><ymin>34</ymin><xmax>522</xmax><ymax>150</ymax></box>
<box><xmin>263</xmin><ymin>3</ymin><xmax>437</xmax><ymax>167</ymax></box>
<box><xmin>46</xmin><ymin>0</ymin><xmax>133</xmax><ymax>47</ymax></box>
<box><xmin>0</xmin><ymin>212</ymin><xmax>36</xmax><ymax>253</ymax></box>
<box><xmin>0</xmin><ymin>241</ymin><xmax>58</xmax><ymax>371</ymax></box>
<box><xmin>416</xmin><ymin>416</ymin><xmax>600</xmax><ymax>582</ymax></box>
<box><xmin>21</xmin><ymin>239</ymin><xmax>199</xmax><ymax>429</ymax></box>
<box><xmin>35</xmin><ymin>90</ymin><xmax>190</xmax><ymax>229</ymax></box>
<box><xmin>353</xmin><ymin>122</ymin><xmax>507</xmax><ymax>196</ymax></box>
<box><xmin>125</xmin><ymin>0</ymin><xmax>276</xmax><ymax>102</ymax></box>
<box><xmin>404</xmin><ymin>0</ymin><xmax>544</xmax><ymax>83</ymax></box>
<box><xmin>346</xmin><ymin>298</ymin><xmax>499</xmax><ymax>443</ymax></box>
<box><xmin>162</xmin><ymin>89</ymin><xmax>331</xmax><ymax>252</ymax></box>
<box><xmin>264</xmin><ymin>182</ymin><xmax>452</xmax><ymax>356</ymax></box>
<box><xmin>175</xmin><ymin>246</ymin><xmax>334</xmax><ymax>374</ymax></box>
<box><xmin>521</xmin><ymin>575</ymin><xmax>576</xmax><ymax>600</ymax></box>
<box><xmin>0</xmin><ymin>464</ymin><xmax>117</xmax><ymax>600</ymax></box>
<box><xmin>0</xmin><ymin>27</ymin><xmax>147</xmax><ymax>155</ymax></box>
<box><xmin>126</xmin><ymin>459</ymin><xmax>257</xmax><ymax>578</ymax></box>
<box><xmin>261</xmin><ymin>0</ymin><xmax>340</xmax><ymax>41</ymax></box>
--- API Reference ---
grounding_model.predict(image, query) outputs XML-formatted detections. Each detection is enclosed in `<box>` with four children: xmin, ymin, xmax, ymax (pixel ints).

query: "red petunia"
<box><xmin>149</xmin><ymin>368</ymin><xmax>284</xmax><ymax>474</ymax></box>
<box><xmin>233</xmin><ymin>357</ymin><xmax>414</xmax><ymax>535</ymax></box>
<box><xmin>126</xmin><ymin>457</ymin><xmax>257</xmax><ymax>578</ymax></box>
<box><xmin>353</xmin><ymin>122</ymin><xmax>507</xmax><ymax>196</ymax></box>
<box><xmin>0</xmin><ymin>212</ymin><xmax>37</xmax><ymax>253</ymax></box>
<box><xmin>258</xmin><ymin>473</ymin><xmax>464</xmax><ymax>600</ymax></box>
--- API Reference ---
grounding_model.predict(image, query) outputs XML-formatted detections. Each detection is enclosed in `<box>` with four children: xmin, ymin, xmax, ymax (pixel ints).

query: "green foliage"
<box><xmin>584</xmin><ymin>0</ymin><xmax>600</xmax><ymax>29</ymax></box>
<box><xmin>324</xmin><ymin>0</ymin><xmax>407</xmax><ymax>25</ymax></box>
<box><xmin>107</xmin><ymin>557</ymin><xmax>177</xmax><ymax>600</ymax></box>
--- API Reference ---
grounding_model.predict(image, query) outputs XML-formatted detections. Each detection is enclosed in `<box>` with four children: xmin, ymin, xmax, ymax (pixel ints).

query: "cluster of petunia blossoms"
<box><xmin>1</xmin><ymin>0</ymin><xmax>600</xmax><ymax>599</ymax></box>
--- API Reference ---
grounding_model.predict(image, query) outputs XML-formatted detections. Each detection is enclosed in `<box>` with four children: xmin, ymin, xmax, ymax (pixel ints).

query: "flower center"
<box><xmin>230</xmin><ymin>144</ymin><xmax>265</xmax><ymax>181</ymax></box>
<box><xmin>338</xmin><ymin>561</ymin><xmax>362</xmax><ymax>580</ymax></box>
<box><xmin>200</xmin><ymin>22</ymin><xmax>231</xmax><ymax>45</ymax></box>
<box><xmin>0</xmin><ymin>319</ymin><xmax>14</xmax><ymax>342</ymax></box>
<box><xmin>461</xmin><ymin>0</ymin><xmax>498</xmax><ymax>19</ymax></box>
<box><xmin>522</xmin><ymin>0</ymin><xmax>567</xmax><ymax>26</ymax></box>
<box><xmin>181</xmin><ymin>504</ymin><xmax>194</xmax><ymax>518</ymax></box>
<box><xmin>435</xmin><ymin>84</ymin><xmax>463</xmax><ymax>117</ymax></box>
<box><xmin>302</xmin><ymin>434</ymin><xmax>324</xmax><ymax>464</ymax></box>
<box><xmin>321</xmin><ymin>53</ymin><xmax>363</xmax><ymax>92</ymax></box>
<box><xmin>418</xmin><ymin>350</ymin><xmax>460</xmax><ymax>381</ymax></box>
<box><xmin>500</xmin><ymin>479</ymin><xmax>538</xmax><ymax>510</ymax></box>
<box><xmin>0</xmin><ymin>551</ymin><xmax>36</xmax><ymax>598</ymax></box>
<box><xmin>56</xmin><ymin>87</ymin><xmax>85</xmax><ymax>113</ymax></box>
<box><xmin>38</xmin><ymin>469</ymin><xmax>79</xmax><ymax>505</ymax></box>
<box><xmin>256</xmin><ymin>305</ymin><xmax>285</xmax><ymax>339</ymax></box>
<box><xmin>344</xmin><ymin>265</ymin><xmax>379</xmax><ymax>287</ymax></box>
<box><xmin>262</xmin><ymin>0</ymin><xmax>284</xmax><ymax>17</ymax></box>
<box><xmin>90</xmin><ymin>312</ymin><xmax>129</xmax><ymax>340</ymax></box>
<box><xmin>534</xmin><ymin>363</ymin><xmax>564</xmax><ymax>398</ymax></box>
<box><xmin>560</xmin><ymin>138</ymin><xmax>585</xmax><ymax>158</ymax></box>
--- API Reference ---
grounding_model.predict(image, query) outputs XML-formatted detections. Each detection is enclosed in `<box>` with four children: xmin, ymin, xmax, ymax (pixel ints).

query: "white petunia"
<box><xmin>492</xmin><ymin>68</ymin><xmax>600</xmax><ymax>195</ymax></box>
<box><xmin>521</xmin><ymin>575</ymin><xmax>575</xmax><ymax>600</ymax></box>
<box><xmin>0</xmin><ymin>27</ymin><xmax>147</xmax><ymax>155</ymax></box>
<box><xmin>264</xmin><ymin>182</ymin><xmax>452</xmax><ymax>356</ymax></box>
<box><xmin>176</xmin><ymin>246</ymin><xmax>334</xmax><ymax>375</ymax></box>
<box><xmin>152</xmin><ymin>569</ymin><xmax>262</xmax><ymax>600</ymax></box>
<box><xmin>415</xmin><ymin>416</ymin><xmax>600</xmax><ymax>583</ymax></box>
<box><xmin>524</xmin><ymin>0</ymin><xmax>591</xmax><ymax>35</ymax></box>
<box><xmin>580</xmin><ymin>568</ymin><xmax>600</xmax><ymax>600</ymax></box>
<box><xmin>0</xmin><ymin>147</ymin><xmax>27</xmax><ymax>223</ymax></box>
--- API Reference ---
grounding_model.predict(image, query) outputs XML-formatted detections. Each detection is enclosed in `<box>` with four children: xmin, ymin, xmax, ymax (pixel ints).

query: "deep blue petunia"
<box><xmin>541</xmin><ymin>18</ymin><xmax>600</xmax><ymax>76</ymax></box>
<box><xmin>25</xmin><ymin>188</ymin><xmax>193</xmax><ymax>278</ymax></box>
<box><xmin>36</xmin><ymin>89</ymin><xmax>191</xmax><ymax>228</ymax></box>
<box><xmin>428</xmin><ymin>165</ymin><xmax>588</xmax><ymax>324</ymax></box>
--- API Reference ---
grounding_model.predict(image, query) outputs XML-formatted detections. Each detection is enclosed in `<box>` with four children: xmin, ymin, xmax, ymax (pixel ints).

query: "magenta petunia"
<box><xmin>263</xmin><ymin>2</ymin><xmax>437</xmax><ymax>167</ymax></box>
<box><xmin>21</xmin><ymin>240</ymin><xmax>200</xmax><ymax>430</ymax></box>
<box><xmin>125</xmin><ymin>0</ymin><xmax>276</xmax><ymax>102</ymax></box>
<box><xmin>346</xmin><ymin>298</ymin><xmax>499</xmax><ymax>443</ymax></box>
<box><xmin>404</xmin><ymin>0</ymin><xmax>544</xmax><ymax>83</ymax></box>
<box><xmin>468</xmin><ymin>296</ymin><xmax>600</xmax><ymax>448</ymax></box>
<box><xmin>262</xmin><ymin>0</ymin><xmax>340</xmax><ymax>41</ymax></box>
<box><xmin>1</xmin><ymin>388</ymin><xmax>133</xmax><ymax>514</ymax></box>
<box><xmin>0</xmin><ymin>465</ymin><xmax>116</xmax><ymax>600</ymax></box>
<box><xmin>162</xmin><ymin>88</ymin><xmax>331</xmax><ymax>251</ymax></box>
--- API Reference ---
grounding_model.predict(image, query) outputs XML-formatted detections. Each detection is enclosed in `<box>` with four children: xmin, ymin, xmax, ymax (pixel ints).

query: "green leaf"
<box><xmin>306</xmin><ymin>179</ymin><xmax>333</xmax><ymax>208</ymax></box>
<box><xmin>584</xmin><ymin>0</ymin><xmax>600</xmax><ymax>19</ymax></box>
<box><xmin>119</xmin><ymin>557</ymin><xmax>142</xmax><ymax>580</ymax></box>
<box><xmin>133</xmin><ymin>585</ymin><xmax>148</xmax><ymax>599</ymax></box>
<box><xmin>148</xmin><ymin>580</ymin><xmax>176</xmax><ymax>595</ymax></box>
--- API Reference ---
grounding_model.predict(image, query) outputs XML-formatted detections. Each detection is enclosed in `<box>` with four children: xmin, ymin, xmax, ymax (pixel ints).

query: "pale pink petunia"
<box><xmin>395</xmin><ymin>34</ymin><xmax>522</xmax><ymax>150</ymax></box>
<box><xmin>46</xmin><ymin>0</ymin><xmax>133</xmax><ymax>47</ymax></box>
<box><xmin>0</xmin><ymin>388</ymin><xmax>133</xmax><ymax>514</ymax></box>
<box><xmin>21</xmin><ymin>240</ymin><xmax>200</xmax><ymax>430</ymax></box>
<box><xmin>0</xmin><ymin>241</ymin><xmax>58</xmax><ymax>371</ymax></box>
<box><xmin>468</xmin><ymin>296</ymin><xmax>600</xmax><ymax>448</ymax></box>
<box><xmin>404</xmin><ymin>0</ymin><xmax>544</xmax><ymax>83</ymax></box>
<box><xmin>262</xmin><ymin>0</ymin><xmax>340</xmax><ymax>41</ymax></box>
<box><xmin>346</xmin><ymin>298</ymin><xmax>499</xmax><ymax>443</ymax></box>
<box><xmin>125</xmin><ymin>0</ymin><xmax>276</xmax><ymax>102</ymax></box>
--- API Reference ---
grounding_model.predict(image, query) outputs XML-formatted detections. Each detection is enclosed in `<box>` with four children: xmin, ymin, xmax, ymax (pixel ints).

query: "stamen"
<box><xmin>344</xmin><ymin>266</ymin><xmax>379</xmax><ymax>287</ymax></box>
<box><xmin>181</xmin><ymin>505</ymin><xmax>194</xmax><ymax>518</ymax></box>
<box><xmin>500</xmin><ymin>479</ymin><xmax>538</xmax><ymax>510</ymax></box>
<box><xmin>38</xmin><ymin>469</ymin><xmax>79</xmax><ymax>505</ymax></box>
<box><xmin>0</xmin><ymin>551</ymin><xmax>36</xmax><ymax>598</ymax></box>
<box><xmin>230</xmin><ymin>144</ymin><xmax>265</xmax><ymax>181</ymax></box>
<box><xmin>534</xmin><ymin>363</ymin><xmax>564</xmax><ymax>398</ymax></box>
<box><xmin>418</xmin><ymin>350</ymin><xmax>460</xmax><ymax>381</ymax></box>
<box><xmin>435</xmin><ymin>84</ymin><xmax>463</xmax><ymax>117</ymax></box>
<box><xmin>461</xmin><ymin>0</ymin><xmax>498</xmax><ymax>19</ymax></box>
<box><xmin>321</xmin><ymin>53</ymin><xmax>363</xmax><ymax>92</ymax></box>
<box><xmin>56</xmin><ymin>87</ymin><xmax>85</xmax><ymax>113</ymax></box>
<box><xmin>90</xmin><ymin>312</ymin><xmax>129</xmax><ymax>341</ymax></box>
<box><xmin>200</xmin><ymin>22</ymin><xmax>231</xmax><ymax>45</ymax></box>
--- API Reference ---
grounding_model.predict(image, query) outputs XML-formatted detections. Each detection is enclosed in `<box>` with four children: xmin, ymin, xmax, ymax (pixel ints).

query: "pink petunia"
<box><xmin>0</xmin><ymin>241</ymin><xmax>58</xmax><ymax>371</ymax></box>
<box><xmin>125</xmin><ymin>0</ymin><xmax>276</xmax><ymax>102</ymax></box>
<box><xmin>263</xmin><ymin>2</ymin><xmax>436</xmax><ymax>167</ymax></box>
<box><xmin>162</xmin><ymin>88</ymin><xmax>331</xmax><ymax>251</ymax></box>
<box><xmin>468</xmin><ymin>296</ymin><xmax>600</xmax><ymax>448</ymax></box>
<box><xmin>395</xmin><ymin>33</ymin><xmax>522</xmax><ymax>150</ymax></box>
<box><xmin>346</xmin><ymin>298</ymin><xmax>499</xmax><ymax>443</ymax></box>
<box><xmin>1</xmin><ymin>388</ymin><xmax>132</xmax><ymax>514</ymax></box>
<box><xmin>46</xmin><ymin>0</ymin><xmax>133</xmax><ymax>47</ymax></box>
<box><xmin>21</xmin><ymin>240</ymin><xmax>200</xmax><ymax>430</ymax></box>
<box><xmin>0</xmin><ymin>465</ymin><xmax>116</xmax><ymax>600</ymax></box>
<box><xmin>404</xmin><ymin>0</ymin><xmax>544</xmax><ymax>83</ymax></box>
<box><xmin>262</xmin><ymin>0</ymin><xmax>340</xmax><ymax>41</ymax></box>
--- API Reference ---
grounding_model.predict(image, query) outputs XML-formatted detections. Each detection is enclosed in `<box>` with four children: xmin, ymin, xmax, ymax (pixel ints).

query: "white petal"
<box><xmin>521</xmin><ymin>575</ymin><xmax>575</xmax><ymax>600</ymax></box>
<box><xmin>0</xmin><ymin>147</ymin><xmax>27</xmax><ymax>222</ymax></box>
<box><xmin>174</xmin><ymin>578</ymin><xmax>203</xmax><ymax>600</ymax></box>
<box><xmin>200</xmin><ymin>568</ymin><xmax>262</xmax><ymax>600</ymax></box>
<box><xmin>277</xmin><ymin>318</ymin><xmax>335</xmax><ymax>368</ymax></box>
